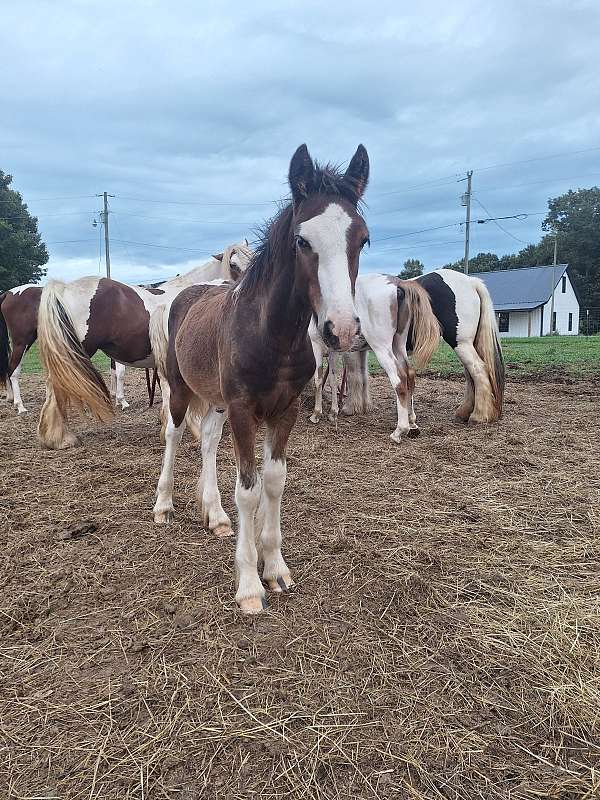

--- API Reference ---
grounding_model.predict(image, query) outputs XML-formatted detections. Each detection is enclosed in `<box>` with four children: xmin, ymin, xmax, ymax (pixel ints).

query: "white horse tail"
<box><xmin>473</xmin><ymin>278</ymin><xmax>505</xmax><ymax>419</ymax></box>
<box><xmin>38</xmin><ymin>281</ymin><xmax>113</xmax><ymax>422</ymax></box>
<box><xmin>149</xmin><ymin>304</ymin><xmax>168</xmax><ymax>377</ymax></box>
<box><xmin>398</xmin><ymin>281</ymin><xmax>441</xmax><ymax>368</ymax></box>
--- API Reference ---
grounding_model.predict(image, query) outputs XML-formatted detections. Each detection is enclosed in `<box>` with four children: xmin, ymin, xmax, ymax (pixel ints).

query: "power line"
<box><xmin>369</xmin><ymin>238</ymin><xmax>464</xmax><ymax>254</ymax></box>
<box><xmin>114</xmin><ymin>194</ymin><xmax>273</xmax><ymax>207</ymax></box>
<box><xmin>373</xmin><ymin>222</ymin><xmax>463</xmax><ymax>244</ymax></box>
<box><xmin>473</xmin><ymin>198</ymin><xmax>530</xmax><ymax>245</ymax></box>
<box><xmin>472</xmin><ymin>144</ymin><xmax>600</xmax><ymax>174</ymax></box>
<box><xmin>0</xmin><ymin>194</ymin><xmax>97</xmax><ymax>203</ymax></box>
<box><xmin>111</xmin><ymin>237</ymin><xmax>214</xmax><ymax>253</ymax></box>
<box><xmin>112</xmin><ymin>210</ymin><xmax>254</xmax><ymax>225</ymax></box>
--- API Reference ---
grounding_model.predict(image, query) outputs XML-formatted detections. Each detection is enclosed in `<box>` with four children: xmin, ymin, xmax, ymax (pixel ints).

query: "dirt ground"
<box><xmin>1</xmin><ymin>372</ymin><xmax>599</xmax><ymax>800</ymax></box>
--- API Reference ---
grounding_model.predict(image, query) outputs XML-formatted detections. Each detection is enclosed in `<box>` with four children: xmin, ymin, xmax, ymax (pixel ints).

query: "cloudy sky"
<box><xmin>2</xmin><ymin>0</ymin><xmax>599</xmax><ymax>284</ymax></box>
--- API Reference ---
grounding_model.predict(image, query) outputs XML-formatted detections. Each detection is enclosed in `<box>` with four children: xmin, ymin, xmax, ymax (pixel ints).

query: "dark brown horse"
<box><xmin>46</xmin><ymin>143</ymin><xmax>370</xmax><ymax>613</ymax></box>
<box><xmin>0</xmin><ymin>285</ymin><xmax>42</xmax><ymax>414</ymax></box>
<box><xmin>0</xmin><ymin>286</ymin><xmax>131</xmax><ymax>414</ymax></box>
<box><xmin>35</xmin><ymin>243</ymin><xmax>251</xmax><ymax>448</ymax></box>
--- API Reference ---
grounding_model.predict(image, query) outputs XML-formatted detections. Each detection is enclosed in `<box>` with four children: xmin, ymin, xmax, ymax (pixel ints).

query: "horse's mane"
<box><xmin>240</xmin><ymin>162</ymin><xmax>364</xmax><ymax>295</ymax></box>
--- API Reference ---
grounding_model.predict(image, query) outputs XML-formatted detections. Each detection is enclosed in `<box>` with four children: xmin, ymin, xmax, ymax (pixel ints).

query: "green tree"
<box><xmin>0</xmin><ymin>170</ymin><xmax>48</xmax><ymax>291</ymax></box>
<box><xmin>542</xmin><ymin>187</ymin><xmax>600</xmax><ymax>306</ymax></box>
<box><xmin>398</xmin><ymin>258</ymin><xmax>424</xmax><ymax>279</ymax></box>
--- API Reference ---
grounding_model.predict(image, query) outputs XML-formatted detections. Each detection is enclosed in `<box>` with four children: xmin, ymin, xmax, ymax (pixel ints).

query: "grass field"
<box><xmin>20</xmin><ymin>335</ymin><xmax>600</xmax><ymax>379</ymax></box>
<box><xmin>372</xmin><ymin>334</ymin><xmax>600</xmax><ymax>378</ymax></box>
<box><xmin>22</xmin><ymin>344</ymin><xmax>110</xmax><ymax>374</ymax></box>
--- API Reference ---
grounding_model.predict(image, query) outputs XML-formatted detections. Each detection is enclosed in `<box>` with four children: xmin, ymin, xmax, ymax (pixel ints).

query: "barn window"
<box><xmin>498</xmin><ymin>312</ymin><xmax>509</xmax><ymax>333</ymax></box>
<box><xmin>562</xmin><ymin>276</ymin><xmax>567</xmax><ymax>293</ymax></box>
<box><xmin>552</xmin><ymin>311</ymin><xmax>557</xmax><ymax>332</ymax></box>
<box><xmin>568</xmin><ymin>312</ymin><xmax>573</xmax><ymax>332</ymax></box>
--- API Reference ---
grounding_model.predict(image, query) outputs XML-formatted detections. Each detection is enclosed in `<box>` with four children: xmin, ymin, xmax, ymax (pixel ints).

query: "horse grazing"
<box><xmin>36</xmin><ymin>242</ymin><xmax>252</xmax><ymax>449</ymax></box>
<box><xmin>0</xmin><ymin>284</ymin><xmax>131</xmax><ymax>414</ymax></box>
<box><xmin>343</xmin><ymin>269</ymin><xmax>505</xmax><ymax>427</ymax></box>
<box><xmin>310</xmin><ymin>273</ymin><xmax>441</xmax><ymax>442</ymax></box>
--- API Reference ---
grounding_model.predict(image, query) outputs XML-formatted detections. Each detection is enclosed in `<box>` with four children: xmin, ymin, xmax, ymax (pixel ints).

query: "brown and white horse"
<box><xmin>35</xmin><ymin>242</ymin><xmax>252</xmax><ymax>449</ymax></box>
<box><xmin>341</xmin><ymin>269</ymin><xmax>505</xmax><ymax>428</ymax></box>
<box><xmin>0</xmin><ymin>285</ymin><xmax>129</xmax><ymax>414</ymax></box>
<box><xmin>70</xmin><ymin>144</ymin><xmax>369</xmax><ymax>614</ymax></box>
<box><xmin>309</xmin><ymin>273</ymin><xmax>441</xmax><ymax>442</ymax></box>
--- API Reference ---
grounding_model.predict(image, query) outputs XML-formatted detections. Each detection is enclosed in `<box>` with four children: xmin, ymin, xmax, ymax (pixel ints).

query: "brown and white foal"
<box><xmin>154</xmin><ymin>144</ymin><xmax>370</xmax><ymax>614</ymax></box>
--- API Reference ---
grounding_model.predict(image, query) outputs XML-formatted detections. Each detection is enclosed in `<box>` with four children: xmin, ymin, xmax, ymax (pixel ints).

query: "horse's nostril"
<box><xmin>354</xmin><ymin>316</ymin><xmax>361</xmax><ymax>335</ymax></box>
<box><xmin>323</xmin><ymin>320</ymin><xmax>334</xmax><ymax>339</ymax></box>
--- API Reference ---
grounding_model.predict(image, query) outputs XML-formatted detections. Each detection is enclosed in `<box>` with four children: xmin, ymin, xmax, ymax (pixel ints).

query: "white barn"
<box><xmin>470</xmin><ymin>264</ymin><xmax>580</xmax><ymax>337</ymax></box>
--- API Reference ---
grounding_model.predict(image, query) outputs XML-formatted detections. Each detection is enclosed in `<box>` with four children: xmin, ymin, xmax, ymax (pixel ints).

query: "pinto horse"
<box><xmin>36</xmin><ymin>242</ymin><xmax>252</xmax><ymax>449</ymax></box>
<box><xmin>342</xmin><ymin>268</ymin><xmax>505</xmax><ymax>427</ymax></box>
<box><xmin>0</xmin><ymin>285</ymin><xmax>129</xmax><ymax>414</ymax></box>
<box><xmin>149</xmin><ymin>144</ymin><xmax>369</xmax><ymax>614</ymax></box>
<box><xmin>309</xmin><ymin>273</ymin><xmax>441</xmax><ymax>442</ymax></box>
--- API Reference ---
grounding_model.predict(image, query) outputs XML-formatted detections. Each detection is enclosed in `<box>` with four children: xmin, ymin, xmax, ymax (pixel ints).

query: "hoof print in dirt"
<box><xmin>56</xmin><ymin>521</ymin><xmax>98</xmax><ymax>541</ymax></box>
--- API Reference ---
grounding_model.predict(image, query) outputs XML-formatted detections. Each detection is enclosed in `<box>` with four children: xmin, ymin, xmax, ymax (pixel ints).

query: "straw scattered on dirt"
<box><xmin>1</xmin><ymin>372</ymin><xmax>599</xmax><ymax>800</ymax></box>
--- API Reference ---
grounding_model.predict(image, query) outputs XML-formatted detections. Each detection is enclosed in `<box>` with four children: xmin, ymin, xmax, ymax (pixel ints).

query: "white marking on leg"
<box><xmin>114</xmin><ymin>362</ymin><xmax>129</xmax><ymax>410</ymax></box>
<box><xmin>455</xmin><ymin>342</ymin><xmax>493</xmax><ymax>422</ymax></box>
<box><xmin>327</xmin><ymin>352</ymin><xmax>339</xmax><ymax>422</ymax></box>
<box><xmin>234</xmin><ymin>476</ymin><xmax>265</xmax><ymax>608</ymax></box>
<box><xmin>11</xmin><ymin>358</ymin><xmax>27</xmax><ymax>414</ymax></box>
<box><xmin>309</xmin><ymin>330</ymin><xmax>325</xmax><ymax>424</ymax></box>
<box><xmin>374</xmin><ymin>348</ymin><xmax>410</xmax><ymax>443</ymax></box>
<box><xmin>153</xmin><ymin>413</ymin><xmax>186</xmax><ymax>523</ymax></box>
<box><xmin>260</xmin><ymin>443</ymin><xmax>292</xmax><ymax>591</ymax></box>
<box><xmin>197</xmin><ymin>408</ymin><xmax>231</xmax><ymax>535</ymax></box>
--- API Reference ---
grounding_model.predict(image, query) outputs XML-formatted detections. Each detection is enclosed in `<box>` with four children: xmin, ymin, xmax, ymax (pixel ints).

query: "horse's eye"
<box><xmin>361</xmin><ymin>236</ymin><xmax>370</xmax><ymax>248</ymax></box>
<box><xmin>296</xmin><ymin>236</ymin><xmax>310</xmax><ymax>250</ymax></box>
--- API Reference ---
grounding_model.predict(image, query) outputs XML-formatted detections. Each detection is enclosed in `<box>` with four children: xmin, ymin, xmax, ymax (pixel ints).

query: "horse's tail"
<box><xmin>398</xmin><ymin>281</ymin><xmax>441</xmax><ymax>368</ymax></box>
<box><xmin>473</xmin><ymin>278</ymin><xmax>505</xmax><ymax>419</ymax></box>
<box><xmin>0</xmin><ymin>293</ymin><xmax>10</xmax><ymax>389</ymax></box>
<box><xmin>149</xmin><ymin>305</ymin><xmax>168</xmax><ymax>377</ymax></box>
<box><xmin>38</xmin><ymin>280</ymin><xmax>113</xmax><ymax>421</ymax></box>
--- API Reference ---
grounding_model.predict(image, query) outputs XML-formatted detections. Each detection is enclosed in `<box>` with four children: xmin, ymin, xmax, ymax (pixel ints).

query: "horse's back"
<box><xmin>170</xmin><ymin>283</ymin><xmax>230</xmax><ymax>403</ymax></box>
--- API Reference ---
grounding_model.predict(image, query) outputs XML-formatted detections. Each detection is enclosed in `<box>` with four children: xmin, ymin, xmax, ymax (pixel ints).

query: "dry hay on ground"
<box><xmin>1</xmin><ymin>372</ymin><xmax>599</xmax><ymax>800</ymax></box>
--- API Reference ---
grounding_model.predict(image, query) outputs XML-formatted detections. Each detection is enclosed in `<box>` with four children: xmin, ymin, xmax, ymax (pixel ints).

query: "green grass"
<box><xmin>369</xmin><ymin>335</ymin><xmax>600</xmax><ymax>378</ymax></box>
<box><xmin>22</xmin><ymin>344</ymin><xmax>110</xmax><ymax>374</ymax></box>
<box><xmin>19</xmin><ymin>335</ymin><xmax>600</xmax><ymax>380</ymax></box>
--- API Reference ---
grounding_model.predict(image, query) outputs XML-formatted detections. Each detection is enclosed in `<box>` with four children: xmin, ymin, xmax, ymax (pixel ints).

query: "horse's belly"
<box><xmin>114</xmin><ymin>355</ymin><xmax>156</xmax><ymax>370</ymax></box>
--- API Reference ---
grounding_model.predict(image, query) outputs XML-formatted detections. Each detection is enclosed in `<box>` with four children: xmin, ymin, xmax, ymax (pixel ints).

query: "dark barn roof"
<box><xmin>470</xmin><ymin>264</ymin><xmax>570</xmax><ymax>311</ymax></box>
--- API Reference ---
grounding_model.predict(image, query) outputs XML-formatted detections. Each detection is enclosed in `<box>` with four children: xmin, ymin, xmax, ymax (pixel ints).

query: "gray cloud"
<box><xmin>1</xmin><ymin>0</ymin><xmax>599</xmax><ymax>283</ymax></box>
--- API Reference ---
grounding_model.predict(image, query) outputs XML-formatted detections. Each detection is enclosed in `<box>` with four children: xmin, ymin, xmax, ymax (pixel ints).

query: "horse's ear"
<box><xmin>344</xmin><ymin>144</ymin><xmax>369</xmax><ymax>199</ymax></box>
<box><xmin>289</xmin><ymin>144</ymin><xmax>315</xmax><ymax>204</ymax></box>
<box><xmin>212</xmin><ymin>252</ymin><xmax>224</xmax><ymax>262</ymax></box>
<box><xmin>243</xmin><ymin>237</ymin><xmax>248</xmax><ymax>246</ymax></box>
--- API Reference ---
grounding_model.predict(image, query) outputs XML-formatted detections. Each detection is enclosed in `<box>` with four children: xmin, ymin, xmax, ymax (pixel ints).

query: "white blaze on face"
<box><xmin>298</xmin><ymin>202</ymin><xmax>359</xmax><ymax>350</ymax></box>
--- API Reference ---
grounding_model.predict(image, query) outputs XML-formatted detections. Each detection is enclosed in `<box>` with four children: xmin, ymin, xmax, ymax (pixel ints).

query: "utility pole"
<box><xmin>461</xmin><ymin>170</ymin><xmax>473</xmax><ymax>274</ymax></box>
<box><xmin>96</xmin><ymin>192</ymin><xmax>114</xmax><ymax>278</ymax></box>
<box><xmin>549</xmin><ymin>233</ymin><xmax>558</xmax><ymax>334</ymax></box>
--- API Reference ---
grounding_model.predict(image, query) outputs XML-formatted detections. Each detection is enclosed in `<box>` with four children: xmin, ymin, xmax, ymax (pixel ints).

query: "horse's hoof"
<box><xmin>55</xmin><ymin>433</ymin><xmax>81</xmax><ymax>450</ymax></box>
<box><xmin>212</xmin><ymin>523</ymin><xmax>233</xmax><ymax>538</ymax></box>
<box><xmin>407</xmin><ymin>426</ymin><xmax>420</xmax><ymax>438</ymax></box>
<box><xmin>327</xmin><ymin>412</ymin><xmax>338</xmax><ymax>424</ymax></box>
<box><xmin>119</xmin><ymin>400</ymin><xmax>130</xmax><ymax>410</ymax></box>
<box><xmin>265</xmin><ymin>574</ymin><xmax>295</xmax><ymax>593</ymax></box>
<box><xmin>390</xmin><ymin>431</ymin><xmax>402</xmax><ymax>444</ymax></box>
<box><xmin>154</xmin><ymin>508</ymin><xmax>174</xmax><ymax>524</ymax></box>
<box><xmin>309</xmin><ymin>413</ymin><xmax>321</xmax><ymax>424</ymax></box>
<box><xmin>238</xmin><ymin>596</ymin><xmax>267</xmax><ymax>615</ymax></box>
<box><xmin>16</xmin><ymin>407</ymin><xmax>28</xmax><ymax>415</ymax></box>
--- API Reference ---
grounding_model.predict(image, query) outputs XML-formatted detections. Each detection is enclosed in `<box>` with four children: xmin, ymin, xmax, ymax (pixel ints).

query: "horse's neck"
<box><xmin>165</xmin><ymin>259</ymin><xmax>223</xmax><ymax>291</ymax></box>
<box><xmin>242</xmin><ymin>258</ymin><xmax>312</xmax><ymax>352</ymax></box>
